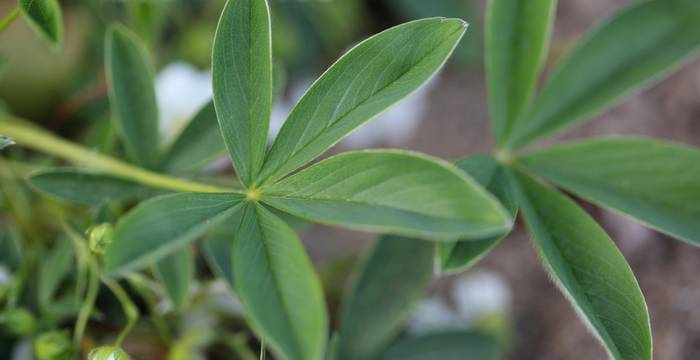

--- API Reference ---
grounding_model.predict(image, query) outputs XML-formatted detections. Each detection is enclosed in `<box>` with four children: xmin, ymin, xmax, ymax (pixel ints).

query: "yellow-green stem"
<box><xmin>0</xmin><ymin>6</ymin><xmax>20</xmax><ymax>33</ymax></box>
<box><xmin>101</xmin><ymin>276</ymin><xmax>139</xmax><ymax>347</ymax></box>
<box><xmin>0</xmin><ymin>117</ymin><xmax>234</xmax><ymax>193</ymax></box>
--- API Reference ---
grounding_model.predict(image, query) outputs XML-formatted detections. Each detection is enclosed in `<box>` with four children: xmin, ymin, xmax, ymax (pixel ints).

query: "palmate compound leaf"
<box><xmin>336</xmin><ymin>236</ymin><xmax>434</xmax><ymax>360</ymax></box>
<box><xmin>19</xmin><ymin>0</ymin><xmax>63</xmax><ymax>47</ymax></box>
<box><xmin>106</xmin><ymin>24</ymin><xmax>160</xmax><ymax>170</ymax></box>
<box><xmin>233</xmin><ymin>204</ymin><xmax>327</xmax><ymax>360</ymax></box>
<box><xmin>487</xmin><ymin>0</ymin><xmax>557</xmax><ymax>144</ymax></box>
<box><xmin>256</xmin><ymin>18</ymin><xmax>468</xmax><ymax>186</ymax></box>
<box><xmin>513</xmin><ymin>171</ymin><xmax>651</xmax><ymax>360</ymax></box>
<box><xmin>506</xmin><ymin>0</ymin><xmax>700</xmax><ymax>148</ymax></box>
<box><xmin>212</xmin><ymin>0</ymin><xmax>272</xmax><ymax>187</ymax></box>
<box><xmin>262</xmin><ymin>151</ymin><xmax>512</xmax><ymax>241</ymax></box>
<box><xmin>438</xmin><ymin>156</ymin><xmax>518</xmax><ymax>273</ymax></box>
<box><xmin>519</xmin><ymin>137</ymin><xmax>700</xmax><ymax>246</ymax></box>
<box><xmin>104</xmin><ymin>192</ymin><xmax>245</xmax><ymax>275</ymax></box>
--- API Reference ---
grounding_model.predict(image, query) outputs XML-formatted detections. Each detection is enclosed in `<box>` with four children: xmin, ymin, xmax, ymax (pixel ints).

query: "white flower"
<box><xmin>155</xmin><ymin>62</ymin><xmax>212</xmax><ymax>145</ymax></box>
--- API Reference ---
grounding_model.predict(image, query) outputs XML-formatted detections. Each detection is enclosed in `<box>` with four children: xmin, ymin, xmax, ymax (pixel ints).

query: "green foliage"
<box><xmin>506</xmin><ymin>0</ymin><xmax>700</xmax><ymax>148</ymax></box>
<box><xmin>336</xmin><ymin>236</ymin><xmax>434</xmax><ymax>360</ymax></box>
<box><xmin>88</xmin><ymin>346</ymin><xmax>132</xmax><ymax>360</ymax></box>
<box><xmin>487</xmin><ymin>0</ymin><xmax>556</xmax><ymax>144</ymax></box>
<box><xmin>38</xmin><ymin>239</ymin><xmax>74</xmax><ymax>309</ymax></box>
<box><xmin>375</xmin><ymin>331</ymin><xmax>501</xmax><ymax>360</ymax></box>
<box><xmin>154</xmin><ymin>249</ymin><xmax>194</xmax><ymax>309</ymax></box>
<box><xmin>18</xmin><ymin>0</ymin><xmax>63</xmax><ymax>47</ymax></box>
<box><xmin>519</xmin><ymin>138</ymin><xmax>700</xmax><ymax>246</ymax></box>
<box><xmin>513</xmin><ymin>173</ymin><xmax>651</xmax><ymax>360</ymax></box>
<box><xmin>264</xmin><ymin>151</ymin><xmax>510</xmax><ymax>241</ymax></box>
<box><xmin>106</xmin><ymin>25</ymin><xmax>160</xmax><ymax>169</ymax></box>
<box><xmin>233</xmin><ymin>204</ymin><xmax>327</xmax><ymax>360</ymax></box>
<box><xmin>28</xmin><ymin>170</ymin><xmax>147</xmax><ymax>205</ymax></box>
<box><xmin>0</xmin><ymin>135</ymin><xmax>14</xmax><ymax>150</ymax></box>
<box><xmin>257</xmin><ymin>18</ymin><xmax>468</xmax><ymax>185</ymax></box>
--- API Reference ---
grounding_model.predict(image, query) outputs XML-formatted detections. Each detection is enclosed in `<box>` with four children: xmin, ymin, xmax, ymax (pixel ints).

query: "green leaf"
<box><xmin>438</xmin><ymin>156</ymin><xmax>518</xmax><ymax>274</ymax></box>
<box><xmin>38</xmin><ymin>239</ymin><xmax>74</xmax><ymax>309</ymax></box>
<box><xmin>28</xmin><ymin>169</ymin><xmax>148</xmax><ymax>206</ymax></box>
<box><xmin>487</xmin><ymin>0</ymin><xmax>556</xmax><ymax>144</ymax></box>
<box><xmin>104</xmin><ymin>192</ymin><xmax>245</xmax><ymax>274</ymax></box>
<box><xmin>337</xmin><ymin>236</ymin><xmax>434</xmax><ymax>360</ymax></box>
<box><xmin>507</xmin><ymin>0</ymin><xmax>700</xmax><ymax>148</ymax></box>
<box><xmin>106</xmin><ymin>25</ymin><xmax>160</xmax><ymax>169</ymax></box>
<box><xmin>19</xmin><ymin>0</ymin><xmax>63</xmax><ymax>47</ymax></box>
<box><xmin>519</xmin><ymin>137</ymin><xmax>700</xmax><ymax>246</ymax></box>
<box><xmin>263</xmin><ymin>151</ymin><xmax>511</xmax><ymax>241</ymax></box>
<box><xmin>257</xmin><ymin>18</ymin><xmax>468</xmax><ymax>185</ymax></box>
<box><xmin>375</xmin><ymin>331</ymin><xmax>501</xmax><ymax>360</ymax></box>
<box><xmin>0</xmin><ymin>227</ymin><xmax>22</xmax><ymax>271</ymax></box>
<box><xmin>513</xmin><ymin>172</ymin><xmax>651</xmax><ymax>360</ymax></box>
<box><xmin>155</xmin><ymin>248</ymin><xmax>194</xmax><ymax>309</ymax></box>
<box><xmin>201</xmin><ymin>214</ymin><xmax>242</xmax><ymax>287</ymax></box>
<box><xmin>0</xmin><ymin>135</ymin><xmax>14</xmax><ymax>150</ymax></box>
<box><xmin>212</xmin><ymin>0</ymin><xmax>272</xmax><ymax>187</ymax></box>
<box><xmin>233</xmin><ymin>204</ymin><xmax>327</xmax><ymax>360</ymax></box>
<box><xmin>162</xmin><ymin>101</ymin><xmax>227</xmax><ymax>174</ymax></box>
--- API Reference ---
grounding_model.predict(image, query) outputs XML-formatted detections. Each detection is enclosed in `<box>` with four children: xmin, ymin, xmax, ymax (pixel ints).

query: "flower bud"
<box><xmin>34</xmin><ymin>330</ymin><xmax>74</xmax><ymax>360</ymax></box>
<box><xmin>88</xmin><ymin>224</ymin><xmax>114</xmax><ymax>255</ymax></box>
<box><xmin>0</xmin><ymin>308</ymin><xmax>37</xmax><ymax>336</ymax></box>
<box><xmin>88</xmin><ymin>346</ymin><xmax>132</xmax><ymax>360</ymax></box>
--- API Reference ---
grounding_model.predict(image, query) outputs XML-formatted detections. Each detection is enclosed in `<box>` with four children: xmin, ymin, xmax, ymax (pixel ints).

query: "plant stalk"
<box><xmin>0</xmin><ymin>117</ymin><xmax>234</xmax><ymax>194</ymax></box>
<box><xmin>0</xmin><ymin>6</ymin><xmax>20</xmax><ymax>33</ymax></box>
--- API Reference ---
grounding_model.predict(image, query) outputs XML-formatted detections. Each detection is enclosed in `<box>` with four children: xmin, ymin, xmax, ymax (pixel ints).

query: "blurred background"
<box><xmin>1</xmin><ymin>0</ymin><xmax>700</xmax><ymax>359</ymax></box>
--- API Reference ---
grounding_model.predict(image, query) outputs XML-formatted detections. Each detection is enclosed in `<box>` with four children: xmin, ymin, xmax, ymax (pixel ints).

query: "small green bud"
<box><xmin>0</xmin><ymin>308</ymin><xmax>37</xmax><ymax>336</ymax></box>
<box><xmin>88</xmin><ymin>346</ymin><xmax>132</xmax><ymax>360</ymax></box>
<box><xmin>88</xmin><ymin>223</ymin><xmax>114</xmax><ymax>255</ymax></box>
<box><xmin>34</xmin><ymin>330</ymin><xmax>74</xmax><ymax>360</ymax></box>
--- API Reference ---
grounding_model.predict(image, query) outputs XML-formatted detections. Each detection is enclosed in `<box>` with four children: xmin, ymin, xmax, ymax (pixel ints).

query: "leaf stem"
<box><xmin>74</xmin><ymin>257</ymin><xmax>100</xmax><ymax>344</ymax></box>
<box><xmin>0</xmin><ymin>6</ymin><xmax>20</xmax><ymax>33</ymax></box>
<box><xmin>0</xmin><ymin>117</ymin><xmax>234</xmax><ymax>194</ymax></box>
<box><xmin>101</xmin><ymin>276</ymin><xmax>139</xmax><ymax>346</ymax></box>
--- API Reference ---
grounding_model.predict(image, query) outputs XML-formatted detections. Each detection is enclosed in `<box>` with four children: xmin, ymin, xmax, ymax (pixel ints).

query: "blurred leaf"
<box><xmin>258</xmin><ymin>18</ymin><xmax>468</xmax><ymax>185</ymax></box>
<box><xmin>106</xmin><ymin>25</ymin><xmax>160</xmax><ymax>169</ymax></box>
<box><xmin>0</xmin><ymin>135</ymin><xmax>14</xmax><ymax>150</ymax></box>
<box><xmin>375</xmin><ymin>331</ymin><xmax>501</xmax><ymax>360</ymax></box>
<box><xmin>233</xmin><ymin>204</ymin><xmax>327</xmax><ymax>360</ymax></box>
<box><xmin>337</xmin><ymin>236</ymin><xmax>434</xmax><ymax>360</ymax></box>
<box><xmin>438</xmin><ymin>156</ymin><xmax>518</xmax><ymax>273</ymax></box>
<box><xmin>162</xmin><ymin>101</ymin><xmax>227</xmax><ymax>174</ymax></box>
<box><xmin>508</xmin><ymin>0</ymin><xmax>700</xmax><ymax>148</ymax></box>
<box><xmin>104</xmin><ymin>193</ymin><xmax>245</xmax><ymax>274</ymax></box>
<box><xmin>487</xmin><ymin>0</ymin><xmax>556</xmax><ymax>144</ymax></box>
<box><xmin>0</xmin><ymin>227</ymin><xmax>22</xmax><ymax>271</ymax></box>
<box><xmin>28</xmin><ymin>169</ymin><xmax>148</xmax><ymax>206</ymax></box>
<box><xmin>519</xmin><ymin>137</ymin><xmax>700</xmax><ymax>246</ymax></box>
<box><xmin>155</xmin><ymin>248</ymin><xmax>194</xmax><ymax>309</ymax></box>
<box><xmin>201</xmin><ymin>216</ymin><xmax>241</xmax><ymax>287</ymax></box>
<box><xmin>19</xmin><ymin>0</ymin><xmax>63</xmax><ymax>47</ymax></box>
<box><xmin>263</xmin><ymin>151</ymin><xmax>511</xmax><ymax>241</ymax></box>
<box><xmin>212</xmin><ymin>0</ymin><xmax>272</xmax><ymax>187</ymax></box>
<box><xmin>514</xmin><ymin>172</ymin><xmax>651</xmax><ymax>360</ymax></box>
<box><xmin>38</xmin><ymin>239</ymin><xmax>74</xmax><ymax>309</ymax></box>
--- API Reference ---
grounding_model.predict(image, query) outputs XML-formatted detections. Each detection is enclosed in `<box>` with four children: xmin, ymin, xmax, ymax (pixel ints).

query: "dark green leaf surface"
<box><xmin>28</xmin><ymin>169</ymin><xmax>147</xmax><ymax>206</ymax></box>
<box><xmin>507</xmin><ymin>0</ymin><xmax>700</xmax><ymax>148</ymax></box>
<box><xmin>202</xmin><ymin>212</ymin><xmax>243</xmax><ymax>287</ymax></box>
<box><xmin>257</xmin><ymin>18</ymin><xmax>468</xmax><ymax>185</ymax></box>
<box><xmin>106</xmin><ymin>25</ymin><xmax>160</xmax><ymax>169</ymax></box>
<box><xmin>162</xmin><ymin>101</ymin><xmax>227</xmax><ymax>174</ymax></box>
<box><xmin>337</xmin><ymin>236</ymin><xmax>434</xmax><ymax>360</ymax></box>
<box><xmin>38</xmin><ymin>239</ymin><xmax>74</xmax><ymax>308</ymax></box>
<box><xmin>514</xmin><ymin>172</ymin><xmax>651</xmax><ymax>360</ymax></box>
<box><xmin>375</xmin><ymin>331</ymin><xmax>501</xmax><ymax>360</ymax></box>
<box><xmin>212</xmin><ymin>0</ymin><xmax>272</xmax><ymax>187</ymax></box>
<box><xmin>438</xmin><ymin>156</ymin><xmax>517</xmax><ymax>273</ymax></box>
<box><xmin>19</xmin><ymin>0</ymin><xmax>63</xmax><ymax>47</ymax></box>
<box><xmin>487</xmin><ymin>0</ymin><xmax>556</xmax><ymax>144</ymax></box>
<box><xmin>520</xmin><ymin>137</ymin><xmax>700</xmax><ymax>246</ymax></box>
<box><xmin>263</xmin><ymin>151</ymin><xmax>511</xmax><ymax>241</ymax></box>
<box><xmin>155</xmin><ymin>248</ymin><xmax>194</xmax><ymax>309</ymax></box>
<box><xmin>233</xmin><ymin>204</ymin><xmax>327</xmax><ymax>360</ymax></box>
<box><xmin>104</xmin><ymin>192</ymin><xmax>245</xmax><ymax>274</ymax></box>
<box><xmin>0</xmin><ymin>228</ymin><xmax>22</xmax><ymax>271</ymax></box>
